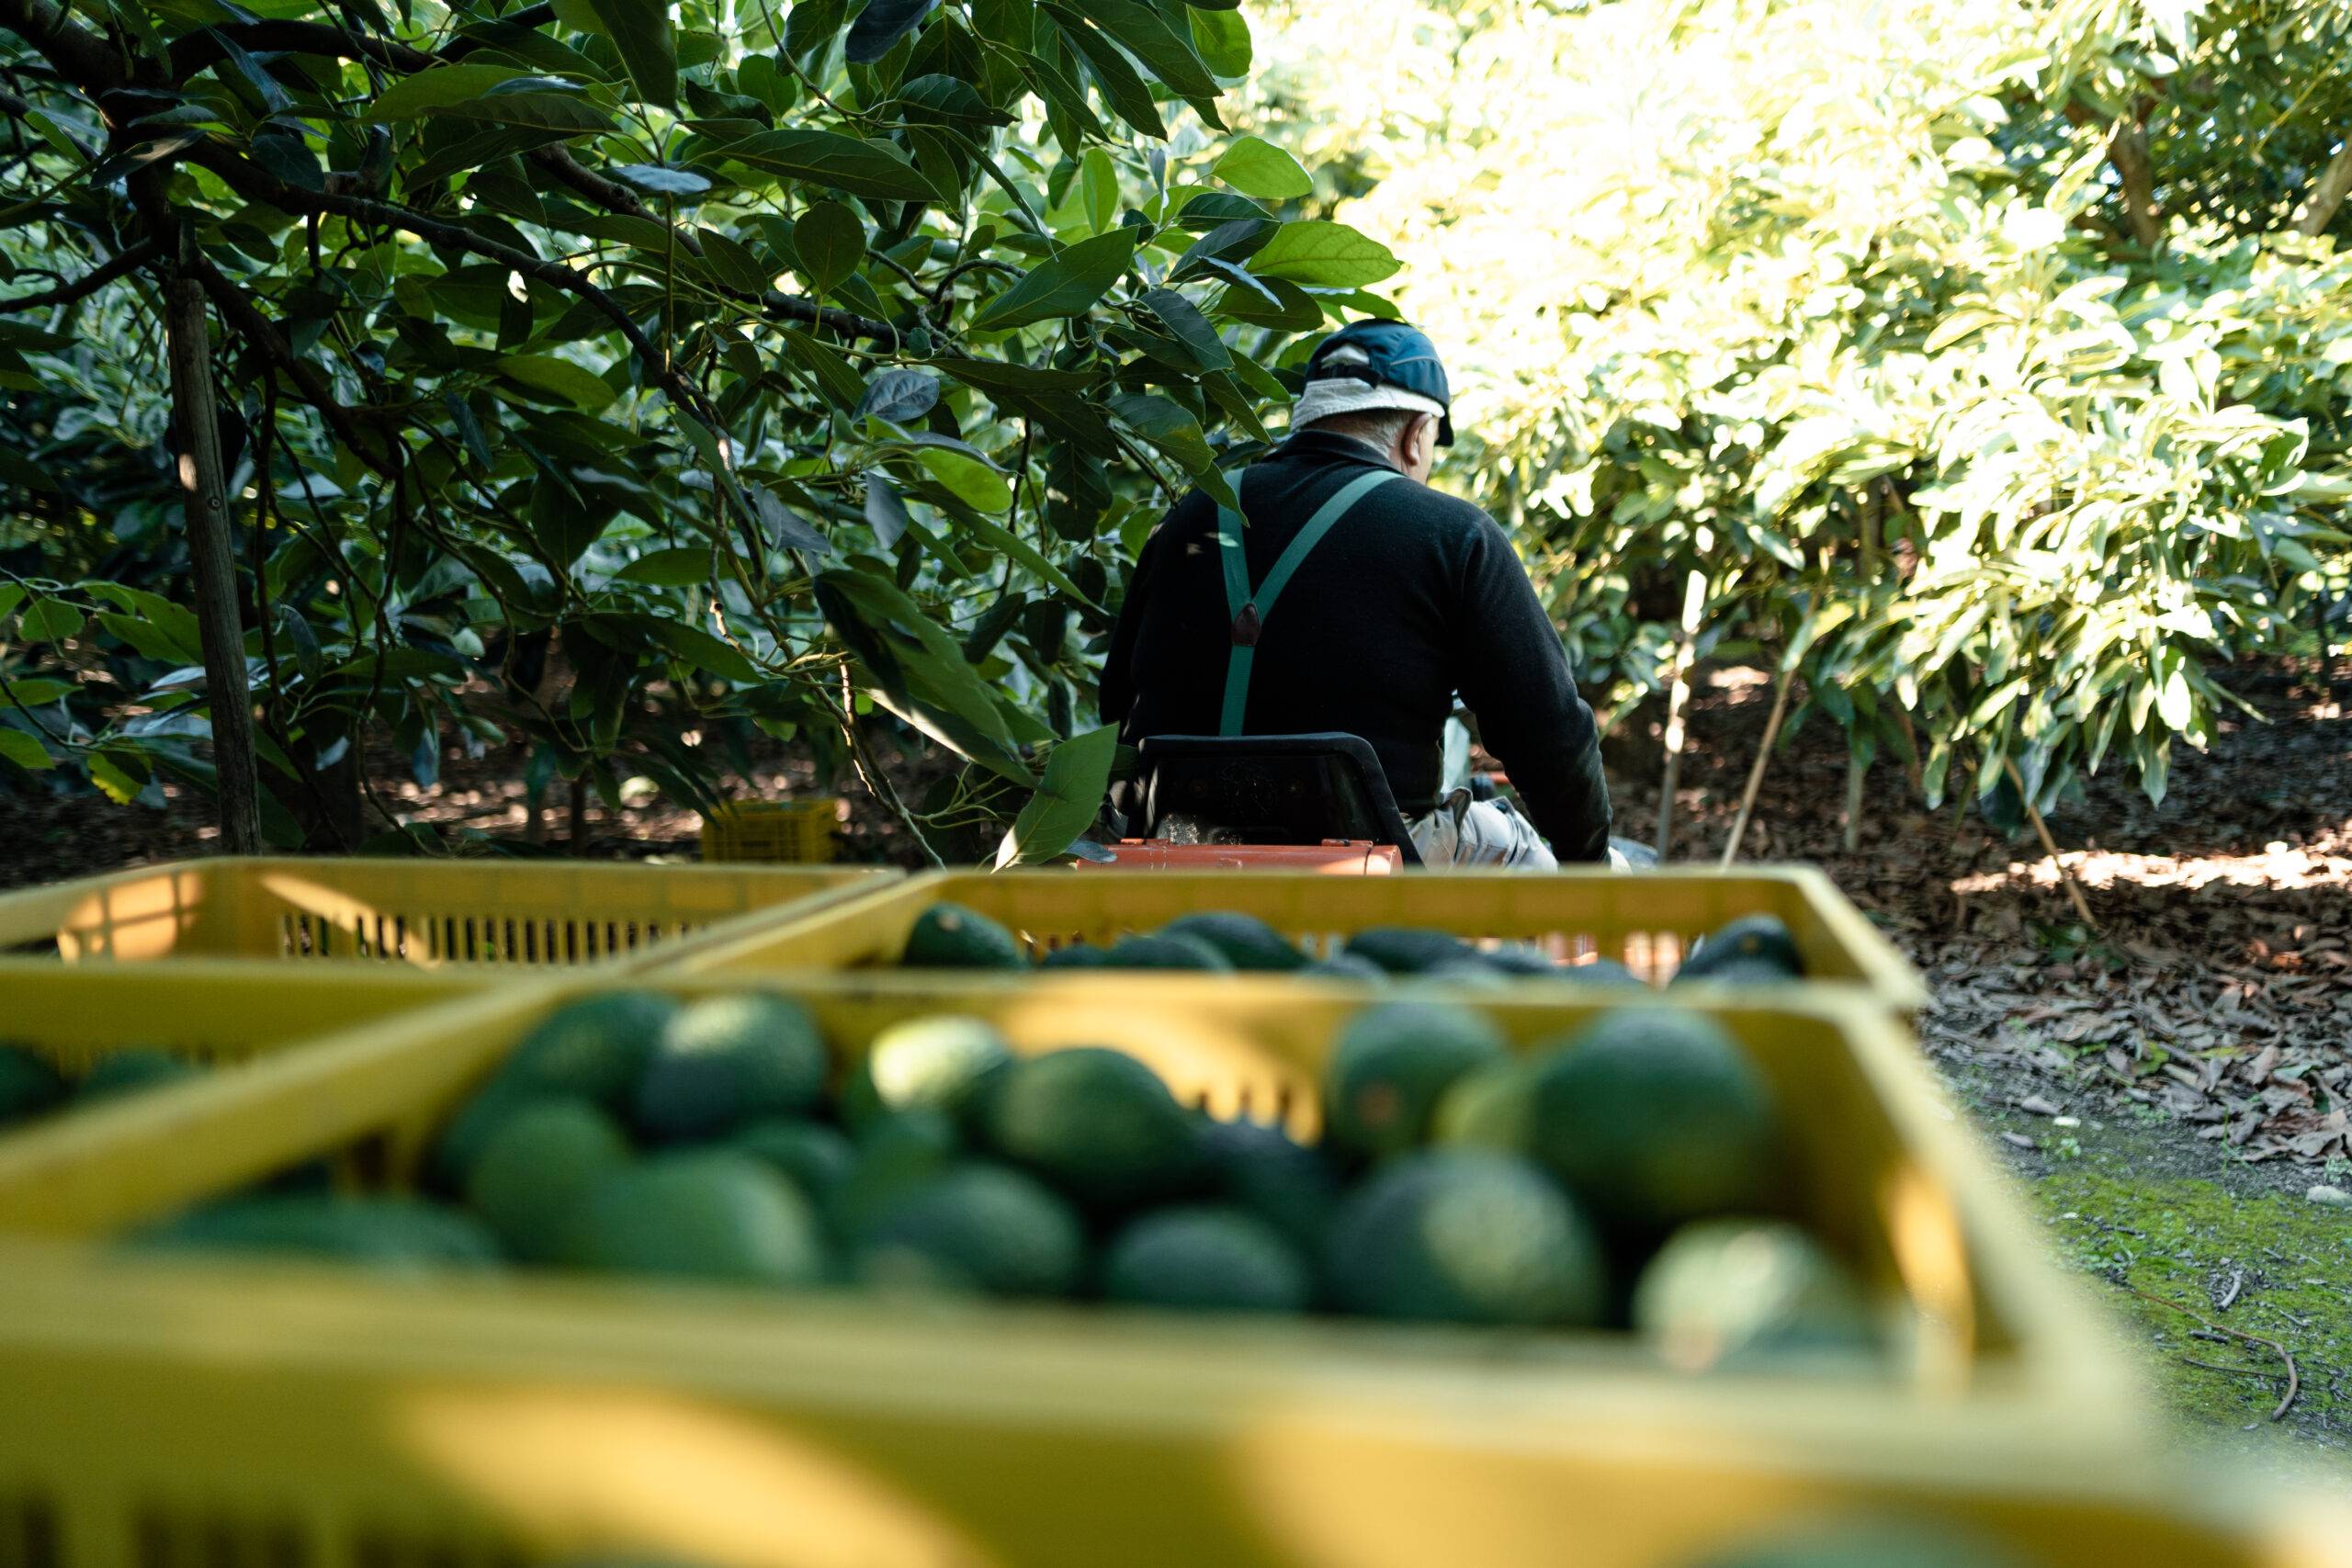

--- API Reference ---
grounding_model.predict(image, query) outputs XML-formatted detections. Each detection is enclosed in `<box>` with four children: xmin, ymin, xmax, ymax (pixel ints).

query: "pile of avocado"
<box><xmin>899</xmin><ymin>903</ymin><xmax>1808</xmax><ymax>987</ymax></box>
<box><xmin>145</xmin><ymin>988</ymin><xmax>1878</xmax><ymax>1368</ymax></box>
<box><xmin>0</xmin><ymin>1043</ymin><xmax>201</xmax><ymax>1133</ymax></box>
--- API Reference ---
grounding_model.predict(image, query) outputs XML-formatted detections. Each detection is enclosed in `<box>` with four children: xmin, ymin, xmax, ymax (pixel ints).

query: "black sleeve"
<box><xmin>1098</xmin><ymin>507</ymin><xmax>1165</xmax><ymax>732</ymax></box>
<box><xmin>1449</xmin><ymin>515</ymin><xmax>1613</xmax><ymax>862</ymax></box>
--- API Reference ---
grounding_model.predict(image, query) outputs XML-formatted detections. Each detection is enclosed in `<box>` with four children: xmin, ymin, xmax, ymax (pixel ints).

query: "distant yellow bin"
<box><xmin>0</xmin><ymin>857</ymin><xmax>895</xmax><ymax>969</ymax></box>
<box><xmin>661</xmin><ymin>867</ymin><xmax>1928</xmax><ymax>1011</ymax></box>
<box><xmin>0</xmin><ymin>973</ymin><xmax>2217</xmax><ymax>1568</ymax></box>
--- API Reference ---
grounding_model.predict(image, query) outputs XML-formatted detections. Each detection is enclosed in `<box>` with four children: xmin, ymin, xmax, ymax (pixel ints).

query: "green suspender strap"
<box><xmin>1215</xmin><ymin>468</ymin><xmax>1402</xmax><ymax>735</ymax></box>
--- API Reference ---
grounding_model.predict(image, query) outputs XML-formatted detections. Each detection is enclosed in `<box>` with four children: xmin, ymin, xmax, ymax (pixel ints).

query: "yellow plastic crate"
<box><xmin>0</xmin><ymin>1237</ymin><xmax>2333</xmax><ymax>1568</ymax></box>
<box><xmin>0</xmin><ymin>857</ymin><xmax>892</xmax><ymax>968</ymax></box>
<box><xmin>699</xmin><ymin>798</ymin><xmax>843</xmax><ymax>863</ymax></box>
<box><xmin>0</xmin><ymin>960</ymin><xmax>499</xmax><ymax>1183</ymax></box>
<box><xmin>662</xmin><ymin>867</ymin><xmax>1928</xmax><ymax>1011</ymax></box>
<box><xmin>0</xmin><ymin>979</ymin><xmax>2107</xmax><ymax>1393</ymax></box>
<box><xmin>0</xmin><ymin>975</ymin><xmax>2233</xmax><ymax>1568</ymax></box>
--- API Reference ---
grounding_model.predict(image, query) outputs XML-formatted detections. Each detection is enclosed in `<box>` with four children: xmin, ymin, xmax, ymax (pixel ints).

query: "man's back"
<box><xmin>1101</xmin><ymin>427</ymin><xmax>1613</xmax><ymax>862</ymax></box>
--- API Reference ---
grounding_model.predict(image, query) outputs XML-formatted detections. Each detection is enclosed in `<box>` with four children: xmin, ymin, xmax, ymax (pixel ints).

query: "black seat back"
<box><xmin>1128</xmin><ymin>734</ymin><xmax>1422</xmax><ymax>864</ymax></box>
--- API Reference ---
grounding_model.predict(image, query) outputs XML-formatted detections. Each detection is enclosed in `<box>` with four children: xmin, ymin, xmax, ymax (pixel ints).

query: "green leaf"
<box><xmin>817</xmin><ymin>567</ymin><xmax>1034</xmax><ymax>784</ymax></box>
<box><xmin>934</xmin><ymin>357</ymin><xmax>1095</xmax><ymax>394</ymax></box>
<box><xmin>1136</xmin><ymin>287</ymin><xmax>1230</xmax><ymax>370</ymax></box>
<box><xmin>996</xmin><ymin>722</ymin><xmax>1116</xmax><ymax>865</ymax></box>
<box><xmin>794</xmin><ymin>199</ymin><xmax>865</xmax><ymax>295</ymax></box>
<box><xmin>365</xmin><ymin>63</ymin><xmax>527</xmax><ymax>121</ymax></box>
<box><xmin>1045</xmin><ymin>11</ymin><xmax>1165</xmax><ymax>139</ymax></box>
<box><xmin>646</xmin><ymin>619</ymin><xmax>763</xmax><ymax>683</ymax></box>
<box><xmin>0</xmin><ymin>729</ymin><xmax>52</xmax><ymax>771</ymax></box>
<box><xmin>1210</xmin><ymin>272</ymin><xmax>1321</xmax><ymax>330</ymax></box>
<box><xmin>918</xmin><ymin>446</ymin><xmax>1013</xmax><ymax>513</ymax></box>
<box><xmin>1190</xmin><ymin>6</ymin><xmax>1250</xmax><ymax>76</ymax></box>
<box><xmin>0</xmin><ymin>677</ymin><xmax>72</xmax><ymax>705</ymax></box>
<box><xmin>1069</xmin><ymin>0</ymin><xmax>1225</xmax><ymax>124</ymax></box>
<box><xmin>1211</xmin><ymin>135</ymin><xmax>1309</xmax><ymax>201</ymax></box>
<box><xmin>95</xmin><ymin>611</ymin><xmax>196</xmax><ymax>662</ymax></box>
<box><xmin>580</xmin><ymin>0</ymin><xmax>677</xmax><ymax>107</ymax></box>
<box><xmin>845</xmin><ymin>0</ymin><xmax>936</xmax><ymax>63</ymax></box>
<box><xmin>17</xmin><ymin>598</ymin><xmax>84</xmax><ymax>643</ymax></box>
<box><xmin>1108</xmin><ymin>392</ymin><xmax>1236</xmax><ymax>506</ymax></box>
<box><xmin>1079</xmin><ymin>145</ymin><xmax>1119</xmax><ymax>233</ymax></box>
<box><xmin>1247</xmin><ymin>220</ymin><xmax>1399</xmax><ymax>287</ymax></box>
<box><xmin>84</xmin><ymin>584</ymin><xmax>202</xmax><ymax>663</ymax></box>
<box><xmin>969</xmin><ymin>229</ymin><xmax>1136</xmax><ymax>333</ymax></box>
<box><xmin>702</xmin><ymin>129</ymin><xmax>937</xmax><ymax>201</ymax></box>
<box><xmin>615</xmin><ymin>546</ymin><xmax>713</xmax><ymax>586</ymax></box>
<box><xmin>777</xmin><ymin>324</ymin><xmax>867</xmax><ymax>410</ymax></box>
<box><xmin>857</xmin><ymin>367</ymin><xmax>940</xmax><ymax>423</ymax></box>
<box><xmin>698</xmin><ymin>230</ymin><xmax>774</xmax><ymax>294</ymax></box>
<box><xmin>493</xmin><ymin>355</ymin><xmax>617</xmax><ymax>411</ymax></box>
<box><xmin>955</xmin><ymin>513</ymin><xmax>1100</xmax><ymax>610</ymax></box>
<box><xmin>611</xmin><ymin>163</ymin><xmax>709</xmax><ymax>196</ymax></box>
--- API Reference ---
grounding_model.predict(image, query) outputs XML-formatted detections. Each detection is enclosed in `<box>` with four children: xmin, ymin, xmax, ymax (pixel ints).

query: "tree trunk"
<box><xmin>164</xmin><ymin>277</ymin><xmax>263</xmax><ymax>854</ymax></box>
<box><xmin>569</xmin><ymin>773</ymin><xmax>590</xmax><ymax>852</ymax></box>
<box><xmin>2296</xmin><ymin>139</ymin><xmax>2352</xmax><ymax>238</ymax></box>
<box><xmin>1653</xmin><ymin>569</ymin><xmax>1705</xmax><ymax>858</ymax></box>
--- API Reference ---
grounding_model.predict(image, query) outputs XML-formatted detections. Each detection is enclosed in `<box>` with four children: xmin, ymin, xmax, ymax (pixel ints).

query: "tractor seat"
<box><xmin>1123</xmin><ymin>734</ymin><xmax>1423</xmax><ymax>867</ymax></box>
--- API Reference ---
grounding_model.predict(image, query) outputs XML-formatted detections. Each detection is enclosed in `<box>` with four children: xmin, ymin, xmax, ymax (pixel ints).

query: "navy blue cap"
<box><xmin>1303</xmin><ymin>319</ymin><xmax>1454</xmax><ymax>446</ymax></box>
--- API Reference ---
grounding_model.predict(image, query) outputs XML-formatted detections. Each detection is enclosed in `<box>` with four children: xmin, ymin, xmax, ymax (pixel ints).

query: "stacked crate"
<box><xmin>0</xmin><ymin>863</ymin><xmax>2332</xmax><ymax>1568</ymax></box>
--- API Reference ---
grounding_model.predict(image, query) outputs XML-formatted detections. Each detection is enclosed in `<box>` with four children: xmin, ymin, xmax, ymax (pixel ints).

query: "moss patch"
<box><xmin>1948</xmin><ymin>1063</ymin><xmax>2352</xmax><ymax>1470</ymax></box>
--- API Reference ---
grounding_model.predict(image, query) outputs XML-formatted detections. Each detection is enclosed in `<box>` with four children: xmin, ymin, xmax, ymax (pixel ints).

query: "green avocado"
<box><xmin>1322</xmin><ymin>1001</ymin><xmax>1507</xmax><ymax>1159</ymax></box>
<box><xmin>1158</xmin><ymin>911</ymin><xmax>1306</xmax><ymax>972</ymax></box>
<box><xmin>978</xmin><ymin>1046</ymin><xmax>1200</xmax><ymax>1210</ymax></box>
<box><xmin>1633</xmin><ymin>1217</ymin><xmax>1878</xmax><ymax>1372</ymax></box>
<box><xmin>559</xmin><ymin>1150</ymin><xmax>827</xmax><ymax>1286</ymax></box>
<box><xmin>503</xmin><ymin>991</ymin><xmax>678</xmax><ymax>1108</ymax></box>
<box><xmin>729</xmin><ymin>1118</ymin><xmax>856</xmax><ymax>1204</ymax></box>
<box><xmin>1325</xmin><ymin>1150</ymin><xmax>1607</xmax><ymax>1326</ymax></box>
<box><xmin>0</xmin><ymin>1044</ymin><xmax>66</xmax><ymax>1127</ymax></box>
<box><xmin>1102</xmin><ymin>933</ymin><xmax>1234</xmax><ymax>971</ymax></box>
<box><xmin>1521</xmin><ymin>1008</ymin><xmax>1786</xmax><ymax>1235</ymax></box>
<box><xmin>1102</xmin><ymin>1205</ymin><xmax>1310</xmax><ymax>1314</ymax></box>
<box><xmin>901</xmin><ymin>902</ymin><xmax>1025</xmax><ymax>969</ymax></box>
<box><xmin>1196</xmin><ymin>1116</ymin><xmax>1343</xmax><ymax>1249</ymax></box>
<box><xmin>465</xmin><ymin>1098</ymin><xmax>632</xmax><ymax>1262</ymax></box>
<box><xmin>631</xmin><ymin>992</ymin><xmax>828</xmax><ymax>1142</ymax></box>
<box><xmin>851</xmin><ymin>1162</ymin><xmax>1086</xmax><ymax>1297</ymax></box>
<box><xmin>863</xmin><ymin>1014</ymin><xmax>1013</xmax><ymax>1122</ymax></box>
<box><xmin>1342</xmin><ymin>927</ymin><xmax>1473</xmax><ymax>975</ymax></box>
<box><xmin>76</xmin><ymin>1047</ymin><xmax>197</xmax><ymax>1103</ymax></box>
<box><xmin>1677</xmin><ymin>914</ymin><xmax>1804</xmax><ymax>981</ymax></box>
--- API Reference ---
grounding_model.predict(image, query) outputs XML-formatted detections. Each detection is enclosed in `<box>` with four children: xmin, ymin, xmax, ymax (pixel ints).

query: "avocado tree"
<box><xmin>1249</xmin><ymin>0</ymin><xmax>2351</xmax><ymax>825</ymax></box>
<box><xmin>0</xmin><ymin>0</ymin><xmax>1394</xmax><ymax>860</ymax></box>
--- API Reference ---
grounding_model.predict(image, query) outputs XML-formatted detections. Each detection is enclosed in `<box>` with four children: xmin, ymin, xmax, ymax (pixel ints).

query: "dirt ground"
<box><xmin>6</xmin><ymin>659</ymin><xmax>2346</xmax><ymax>1462</ymax></box>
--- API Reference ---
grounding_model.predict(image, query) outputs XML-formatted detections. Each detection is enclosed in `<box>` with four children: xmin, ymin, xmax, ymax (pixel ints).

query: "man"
<box><xmin>1100</xmin><ymin>320</ymin><xmax>1613</xmax><ymax>865</ymax></box>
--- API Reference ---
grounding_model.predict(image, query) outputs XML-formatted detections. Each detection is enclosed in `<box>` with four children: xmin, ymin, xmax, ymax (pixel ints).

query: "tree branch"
<box><xmin>169</xmin><ymin>20</ymin><xmax>437</xmax><ymax>83</ymax></box>
<box><xmin>529</xmin><ymin>146</ymin><xmax>900</xmax><ymax>343</ymax></box>
<box><xmin>2296</xmin><ymin>138</ymin><xmax>2352</xmax><ymax>238</ymax></box>
<box><xmin>0</xmin><ymin>237</ymin><xmax>157</xmax><ymax>311</ymax></box>
<box><xmin>191</xmin><ymin>141</ymin><xmax>697</xmax><ymax>401</ymax></box>
<box><xmin>0</xmin><ymin>0</ymin><xmax>125</xmax><ymax>97</ymax></box>
<box><xmin>187</xmin><ymin>256</ymin><xmax>401</xmax><ymax>478</ymax></box>
<box><xmin>2108</xmin><ymin>118</ymin><xmax>2162</xmax><ymax>247</ymax></box>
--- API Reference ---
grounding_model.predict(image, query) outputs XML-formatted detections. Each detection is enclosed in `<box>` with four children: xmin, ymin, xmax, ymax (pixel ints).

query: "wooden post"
<box><xmin>1841</xmin><ymin>745</ymin><xmax>1867</xmax><ymax>852</ymax></box>
<box><xmin>164</xmin><ymin>276</ymin><xmax>262</xmax><ymax>855</ymax></box>
<box><xmin>1654</xmin><ymin>569</ymin><xmax>1705</xmax><ymax>858</ymax></box>
<box><xmin>1718</xmin><ymin>669</ymin><xmax>1792</xmax><ymax>868</ymax></box>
